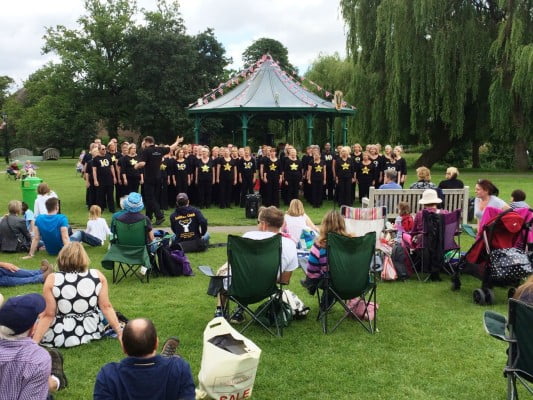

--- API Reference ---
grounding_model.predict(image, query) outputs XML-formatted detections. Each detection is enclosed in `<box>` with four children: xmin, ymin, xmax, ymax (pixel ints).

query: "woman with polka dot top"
<box><xmin>33</xmin><ymin>242</ymin><xmax>121</xmax><ymax>348</ymax></box>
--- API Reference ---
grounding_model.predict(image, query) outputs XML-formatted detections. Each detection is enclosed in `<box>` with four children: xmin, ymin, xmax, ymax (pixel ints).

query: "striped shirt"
<box><xmin>0</xmin><ymin>337</ymin><xmax>51</xmax><ymax>400</ymax></box>
<box><xmin>306</xmin><ymin>243</ymin><xmax>328</xmax><ymax>279</ymax></box>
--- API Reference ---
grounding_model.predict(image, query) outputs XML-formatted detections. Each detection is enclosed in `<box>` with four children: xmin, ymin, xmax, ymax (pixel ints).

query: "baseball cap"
<box><xmin>0</xmin><ymin>293</ymin><xmax>46</xmax><ymax>334</ymax></box>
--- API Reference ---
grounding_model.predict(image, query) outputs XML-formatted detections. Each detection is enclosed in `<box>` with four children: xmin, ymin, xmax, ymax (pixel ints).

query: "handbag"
<box><xmin>488</xmin><ymin>248</ymin><xmax>532</xmax><ymax>282</ymax></box>
<box><xmin>380</xmin><ymin>255</ymin><xmax>398</xmax><ymax>281</ymax></box>
<box><xmin>5</xmin><ymin>217</ymin><xmax>29</xmax><ymax>252</ymax></box>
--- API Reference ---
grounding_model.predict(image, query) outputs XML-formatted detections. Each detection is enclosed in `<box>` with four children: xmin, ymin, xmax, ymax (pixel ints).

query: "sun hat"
<box><xmin>176</xmin><ymin>193</ymin><xmax>189</xmax><ymax>207</ymax></box>
<box><xmin>418</xmin><ymin>189</ymin><xmax>442</xmax><ymax>205</ymax></box>
<box><xmin>123</xmin><ymin>192</ymin><xmax>144</xmax><ymax>213</ymax></box>
<box><xmin>0</xmin><ymin>293</ymin><xmax>46</xmax><ymax>334</ymax></box>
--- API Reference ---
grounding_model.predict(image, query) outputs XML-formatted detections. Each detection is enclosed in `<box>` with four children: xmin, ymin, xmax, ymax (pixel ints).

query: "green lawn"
<box><xmin>1</xmin><ymin>159</ymin><xmax>532</xmax><ymax>399</ymax></box>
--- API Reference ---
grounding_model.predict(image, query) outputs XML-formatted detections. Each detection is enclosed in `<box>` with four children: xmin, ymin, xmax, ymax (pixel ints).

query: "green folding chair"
<box><xmin>317</xmin><ymin>231</ymin><xmax>377</xmax><ymax>334</ymax></box>
<box><xmin>102</xmin><ymin>219</ymin><xmax>152</xmax><ymax>283</ymax></box>
<box><xmin>484</xmin><ymin>299</ymin><xmax>533</xmax><ymax>399</ymax></box>
<box><xmin>225</xmin><ymin>234</ymin><xmax>284</xmax><ymax>337</ymax></box>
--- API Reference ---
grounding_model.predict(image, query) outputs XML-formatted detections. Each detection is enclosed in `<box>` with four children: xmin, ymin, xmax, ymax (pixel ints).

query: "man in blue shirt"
<box><xmin>24</xmin><ymin>197</ymin><xmax>69</xmax><ymax>258</ymax></box>
<box><xmin>94</xmin><ymin>318</ymin><xmax>195</xmax><ymax>400</ymax></box>
<box><xmin>379</xmin><ymin>170</ymin><xmax>402</xmax><ymax>190</ymax></box>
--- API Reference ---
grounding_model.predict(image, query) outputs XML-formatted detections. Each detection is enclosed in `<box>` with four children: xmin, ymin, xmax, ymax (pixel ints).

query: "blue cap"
<box><xmin>0</xmin><ymin>293</ymin><xmax>46</xmax><ymax>334</ymax></box>
<box><xmin>124</xmin><ymin>192</ymin><xmax>144</xmax><ymax>213</ymax></box>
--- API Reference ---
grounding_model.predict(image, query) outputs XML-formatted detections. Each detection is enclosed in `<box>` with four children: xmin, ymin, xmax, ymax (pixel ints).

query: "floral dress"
<box><xmin>41</xmin><ymin>269</ymin><xmax>104</xmax><ymax>348</ymax></box>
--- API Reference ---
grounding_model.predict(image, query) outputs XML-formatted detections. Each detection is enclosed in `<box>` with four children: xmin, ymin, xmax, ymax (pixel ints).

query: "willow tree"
<box><xmin>489</xmin><ymin>0</ymin><xmax>533</xmax><ymax>170</ymax></box>
<box><xmin>340</xmin><ymin>0</ymin><xmax>499</xmax><ymax>167</ymax></box>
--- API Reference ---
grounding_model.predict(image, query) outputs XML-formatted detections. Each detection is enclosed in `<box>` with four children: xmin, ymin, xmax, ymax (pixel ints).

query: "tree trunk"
<box><xmin>513</xmin><ymin>137</ymin><xmax>529</xmax><ymax>171</ymax></box>
<box><xmin>414</xmin><ymin>122</ymin><xmax>455</xmax><ymax>168</ymax></box>
<box><xmin>472</xmin><ymin>140</ymin><xmax>481</xmax><ymax>168</ymax></box>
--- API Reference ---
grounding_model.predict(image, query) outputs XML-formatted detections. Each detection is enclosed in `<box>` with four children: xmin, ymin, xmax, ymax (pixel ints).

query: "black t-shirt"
<box><xmin>322</xmin><ymin>151</ymin><xmax>334</xmax><ymax>176</ymax></box>
<box><xmin>264</xmin><ymin>158</ymin><xmax>281</xmax><ymax>180</ymax></box>
<box><xmin>310</xmin><ymin>160</ymin><xmax>326</xmax><ymax>181</ymax></box>
<box><xmin>335</xmin><ymin>157</ymin><xmax>355</xmax><ymax>179</ymax></box>
<box><xmin>238</xmin><ymin>157</ymin><xmax>256</xmax><ymax>180</ymax></box>
<box><xmin>119</xmin><ymin>155</ymin><xmax>141</xmax><ymax>179</ymax></box>
<box><xmin>93</xmin><ymin>154</ymin><xmax>114</xmax><ymax>185</ymax></box>
<box><xmin>139</xmin><ymin>145</ymin><xmax>170</xmax><ymax>180</ymax></box>
<box><xmin>218</xmin><ymin>158</ymin><xmax>235</xmax><ymax>182</ymax></box>
<box><xmin>196</xmin><ymin>158</ymin><xmax>214</xmax><ymax>182</ymax></box>
<box><xmin>283</xmin><ymin>158</ymin><xmax>302</xmax><ymax>181</ymax></box>
<box><xmin>356</xmin><ymin>162</ymin><xmax>376</xmax><ymax>184</ymax></box>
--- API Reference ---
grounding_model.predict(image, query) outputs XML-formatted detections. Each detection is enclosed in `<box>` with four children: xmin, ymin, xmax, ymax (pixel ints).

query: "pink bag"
<box><xmin>381</xmin><ymin>255</ymin><xmax>398</xmax><ymax>281</ymax></box>
<box><xmin>345</xmin><ymin>297</ymin><xmax>378</xmax><ymax>321</ymax></box>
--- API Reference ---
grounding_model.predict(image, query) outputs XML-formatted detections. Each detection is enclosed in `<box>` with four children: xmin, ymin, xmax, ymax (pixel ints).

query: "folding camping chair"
<box><xmin>403</xmin><ymin>209</ymin><xmax>462</xmax><ymax>281</ymax></box>
<box><xmin>225</xmin><ymin>234</ymin><xmax>284</xmax><ymax>337</ymax></box>
<box><xmin>317</xmin><ymin>232</ymin><xmax>377</xmax><ymax>334</ymax></box>
<box><xmin>101</xmin><ymin>219</ymin><xmax>153</xmax><ymax>283</ymax></box>
<box><xmin>484</xmin><ymin>299</ymin><xmax>533</xmax><ymax>399</ymax></box>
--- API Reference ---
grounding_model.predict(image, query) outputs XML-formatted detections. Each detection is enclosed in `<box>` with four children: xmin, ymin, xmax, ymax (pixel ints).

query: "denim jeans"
<box><xmin>0</xmin><ymin>268</ymin><xmax>43</xmax><ymax>286</ymax></box>
<box><xmin>70</xmin><ymin>230</ymin><xmax>103</xmax><ymax>246</ymax></box>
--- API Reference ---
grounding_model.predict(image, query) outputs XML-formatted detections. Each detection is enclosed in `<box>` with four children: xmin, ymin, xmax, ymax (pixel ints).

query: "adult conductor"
<box><xmin>135</xmin><ymin>135</ymin><xmax>183</xmax><ymax>225</ymax></box>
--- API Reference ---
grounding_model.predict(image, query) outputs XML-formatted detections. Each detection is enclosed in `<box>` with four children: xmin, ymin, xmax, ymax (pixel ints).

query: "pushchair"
<box><xmin>451</xmin><ymin>207</ymin><xmax>533</xmax><ymax>305</ymax></box>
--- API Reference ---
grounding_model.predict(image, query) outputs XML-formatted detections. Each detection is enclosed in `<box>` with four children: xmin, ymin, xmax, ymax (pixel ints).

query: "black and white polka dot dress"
<box><xmin>41</xmin><ymin>269</ymin><xmax>105</xmax><ymax>348</ymax></box>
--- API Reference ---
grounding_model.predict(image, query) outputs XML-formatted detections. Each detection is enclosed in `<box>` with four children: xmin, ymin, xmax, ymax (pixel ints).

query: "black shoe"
<box><xmin>300</xmin><ymin>278</ymin><xmax>317</xmax><ymax>295</ymax></box>
<box><xmin>160</xmin><ymin>337</ymin><xmax>180</xmax><ymax>358</ymax></box>
<box><xmin>154</xmin><ymin>216</ymin><xmax>165</xmax><ymax>226</ymax></box>
<box><xmin>48</xmin><ymin>348</ymin><xmax>68</xmax><ymax>390</ymax></box>
<box><xmin>214</xmin><ymin>308</ymin><xmax>226</xmax><ymax>318</ymax></box>
<box><xmin>229</xmin><ymin>308</ymin><xmax>245</xmax><ymax>324</ymax></box>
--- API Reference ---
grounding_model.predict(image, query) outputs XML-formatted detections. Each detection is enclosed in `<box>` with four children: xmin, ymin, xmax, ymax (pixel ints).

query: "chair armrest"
<box><xmin>483</xmin><ymin>311</ymin><xmax>512</xmax><ymax>342</ymax></box>
<box><xmin>361</xmin><ymin>197</ymin><xmax>369</xmax><ymax>207</ymax></box>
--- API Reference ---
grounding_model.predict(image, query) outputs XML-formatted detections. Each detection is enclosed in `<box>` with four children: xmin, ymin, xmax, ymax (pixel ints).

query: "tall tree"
<box><xmin>43</xmin><ymin>0</ymin><xmax>137</xmax><ymax>138</ymax></box>
<box><xmin>340</xmin><ymin>0</ymin><xmax>500</xmax><ymax>167</ymax></box>
<box><xmin>242</xmin><ymin>38</ymin><xmax>296</xmax><ymax>72</ymax></box>
<box><xmin>0</xmin><ymin>76</ymin><xmax>14</xmax><ymax>109</ymax></box>
<box><xmin>489</xmin><ymin>0</ymin><xmax>533</xmax><ymax>171</ymax></box>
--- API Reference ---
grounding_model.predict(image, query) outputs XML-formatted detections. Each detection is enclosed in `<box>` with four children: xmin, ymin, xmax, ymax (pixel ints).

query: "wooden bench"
<box><xmin>363</xmin><ymin>186</ymin><xmax>470</xmax><ymax>224</ymax></box>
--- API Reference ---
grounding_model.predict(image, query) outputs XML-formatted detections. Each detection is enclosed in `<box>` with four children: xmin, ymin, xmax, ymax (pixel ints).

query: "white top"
<box><xmin>242</xmin><ymin>231</ymin><xmax>298</xmax><ymax>273</ymax></box>
<box><xmin>86</xmin><ymin>218</ymin><xmax>111</xmax><ymax>244</ymax></box>
<box><xmin>34</xmin><ymin>192</ymin><xmax>58</xmax><ymax>217</ymax></box>
<box><xmin>283</xmin><ymin>214</ymin><xmax>309</xmax><ymax>243</ymax></box>
<box><xmin>474</xmin><ymin>195</ymin><xmax>507</xmax><ymax>220</ymax></box>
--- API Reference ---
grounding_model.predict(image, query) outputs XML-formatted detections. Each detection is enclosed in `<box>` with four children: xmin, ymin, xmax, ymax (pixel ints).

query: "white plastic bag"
<box><xmin>197</xmin><ymin>317</ymin><xmax>262</xmax><ymax>400</ymax></box>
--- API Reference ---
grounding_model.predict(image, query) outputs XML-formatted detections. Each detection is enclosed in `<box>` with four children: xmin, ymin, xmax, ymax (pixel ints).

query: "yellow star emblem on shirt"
<box><xmin>290</xmin><ymin>163</ymin><xmax>298</xmax><ymax>170</ymax></box>
<box><xmin>269</xmin><ymin>163</ymin><xmax>277</xmax><ymax>171</ymax></box>
<box><xmin>341</xmin><ymin>162</ymin><xmax>350</xmax><ymax>170</ymax></box>
<box><xmin>201</xmin><ymin>164</ymin><xmax>210</xmax><ymax>172</ymax></box>
<box><xmin>130</xmin><ymin>159</ymin><xmax>137</xmax><ymax>166</ymax></box>
<box><xmin>224</xmin><ymin>163</ymin><xmax>232</xmax><ymax>171</ymax></box>
<box><xmin>111</xmin><ymin>155</ymin><xmax>116</xmax><ymax>163</ymax></box>
<box><xmin>362</xmin><ymin>166</ymin><xmax>370</xmax><ymax>174</ymax></box>
<box><xmin>314</xmin><ymin>164</ymin><xmax>323</xmax><ymax>172</ymax></box>
<box><xmin>160</xmin><ymin>164</ymin><xmax>167</xmax><ymax>170</ymax></box>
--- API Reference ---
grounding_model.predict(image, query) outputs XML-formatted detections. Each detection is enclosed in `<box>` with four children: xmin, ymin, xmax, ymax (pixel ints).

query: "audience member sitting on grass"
<box><xmin>509</xmin><ymin>189</ymin><xmax>530</xmax><ymax>209</ymax></box>
<box><xmin>93</xmin><ymin>318</ymin><xmax>195</xmax><ymax>400</ymax></box>
<box><xmin>301</xmin><ymin>210</ymin><xmax>352</xmax><ymax>296</ymax></box>
<box><xmin>21</xmin><ymin>202</ymin><xmax>35</xmax><ymax>236</ymax></box>
<box><xmin>281</xmin><ymin>199</ymin><xmax>318</xmax><ymax>245</ymax></box>
<box><xmin>34</xmin><ymin>183</ymin><xmax>59</xmax><ymax>217</ymax></box>
<box><xmin>6</xmin><ymin>161</ymin><xmax>21</xmax><ymax>179</ymax></box>
<box><xmin>514</xmin><ymin>275</ymin><xmax>533</xmax><ymax>304</ymax></box>
<box><xmin>379</xmin><ymin>170</ymin><xmax>402</xmax><ymax>189</ymax></box>
<box><xmin>170</xmin><ymin>192</ymin><xmax>210</xmax><ymax>251</ymax></box>
<box><xmin>0</xmin><ymin>293</ymin><xmax>68</xmax><ymax>398</ymax></box>
<box><xmin>0</xmin><ymin>260</ymin><xmax>52</xmax><ymax>286</ymax></box>
<box><xmin>0</xmin><ymin>200</ymin><xmax>32</xmax><ymax>252</ymax></box>
<box><xmin>24</xmin><ymin>160</ymin><xmax>37</xmax><ymax>177</ymax></box>
<box><xmin>395</xmin><ymin>202</ymin><xmax>414</xmax><ymax>233</ymax></box>
<box><xmin>210</xmin><ymin>206</ymin><xmax>298</xmax><ymax>323</ymax></box>
<box><xmin>113</xmin><ymin>192</ymin><xmax>154</xmax><ymax>244</ymax></box>
<box><xmin>32</xmin><ymin>242</ymin><xmax>122</xmax><ymax>348</ymax></box>
<box><xmin>70</xmin><ymin>205</ymin><xmax>110</xmax><ymax>246</ymax></box>
<box><xmin>24</xmin><ymin>197</ymin><xmax>69</xmax><ymax>259</ymax></box>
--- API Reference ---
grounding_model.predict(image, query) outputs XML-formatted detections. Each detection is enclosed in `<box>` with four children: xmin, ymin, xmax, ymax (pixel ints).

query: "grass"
<box><xmin>1</xmin><ymin>159</ymin><xmax>532</xmax><ymax>399</ymax></box>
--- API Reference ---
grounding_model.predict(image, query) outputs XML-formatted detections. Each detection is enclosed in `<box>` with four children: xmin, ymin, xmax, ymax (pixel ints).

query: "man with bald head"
<box><xmin>93</xmin><ymin>318</ymin><xmax>195</xmax><ymax>400</ymax></box>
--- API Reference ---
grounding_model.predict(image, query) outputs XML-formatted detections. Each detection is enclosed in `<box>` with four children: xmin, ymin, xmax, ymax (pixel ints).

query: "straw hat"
<box><xmin>418</xmin><ymin>189</ymin><xmax>442</xmax><ymax>205</ymax></box>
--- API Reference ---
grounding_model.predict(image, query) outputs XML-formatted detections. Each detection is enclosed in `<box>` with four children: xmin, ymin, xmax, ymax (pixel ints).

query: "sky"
<box><xmin>0</xmin><ymin>0</ymin><xmax>348</xmax><ymax>90</ymax></box>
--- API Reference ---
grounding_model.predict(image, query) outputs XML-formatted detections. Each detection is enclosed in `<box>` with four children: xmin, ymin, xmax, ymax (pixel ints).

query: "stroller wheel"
<box><xmin>508</xmin><ymin>287</ymin><xmax>516</xmax><ymax>299</ymax></box>
<box><xmin>483</xmin><ymin>288</ymin><xmax>495</xmax><ymax>305</ymax></box>
<box><xmin>473</xmin><ymin>288</ymin><xmax>486</xmax><ymax>305</ymax></box>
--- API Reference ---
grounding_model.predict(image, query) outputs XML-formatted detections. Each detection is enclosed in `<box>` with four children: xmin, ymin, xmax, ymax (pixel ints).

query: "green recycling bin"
<box><xmin>21</xmin><ymin>177</ymin><xmax>43</xmax><ymax>212</ymax></box>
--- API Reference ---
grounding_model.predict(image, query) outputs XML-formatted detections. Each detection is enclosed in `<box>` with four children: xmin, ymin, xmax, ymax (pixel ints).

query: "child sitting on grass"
<box><xmin>396</xmin><ymin>201</ymin><xmax>414</xmax><ymax>233</ymax></box>
<box><xmin>70</xmin><ymin>205</ymin><xmax>110</xmax><ymax>246</ymax></box>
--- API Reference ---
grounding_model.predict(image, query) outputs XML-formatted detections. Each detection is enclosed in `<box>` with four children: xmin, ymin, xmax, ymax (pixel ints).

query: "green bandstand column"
<box><xmin>341</xmin><ymin>115</ymin><xmax>347</xmax><ymax>146</ymax></box>
<box><xmin>306</xmin><ymin>114</ymin><xmax>314</xmax><ymax>145</ymax></box>
<box><xmin>194</xmin><ymin>116</ymin><xmax>201</xmax><ymax>144</ymax></box>
<box><xmin>241</xmin><ymin>113</ymin><xmax>249</xmax><ymax>146</ymax></box>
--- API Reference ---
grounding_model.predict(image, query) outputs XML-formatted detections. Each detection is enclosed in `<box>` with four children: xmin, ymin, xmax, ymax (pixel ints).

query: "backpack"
<box><xmin>391</xmin><ymin>243</ymin><xmax>410</xmax><ymax>280</ymax></box>
<box><xmin>281</xmin><ymin>289</ymin><xmax>310</xmax><ymax>319</ymax></box>
<box><xmin>346</xmin><ymin>297</ymin><xmax>378</xmax><ymax>321</ymax></box>
<box><xmin>156</xmin><ymin>244</ymin><xmax>193</xmax><ymax>276</ymax></box>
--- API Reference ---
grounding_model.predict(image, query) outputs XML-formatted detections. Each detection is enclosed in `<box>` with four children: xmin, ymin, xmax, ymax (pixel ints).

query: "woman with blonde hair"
<box><xmin>282</xmin><ymin>199</ymin><xmax>318</xmax><ymax>244</ymax></box>
<box><xmin>409</xmin><ymin>166</ymin><xmax>437</xmax><ymax>189</ymax></box>
<box><xmin>438</xmin><ymin>167</ymin><xmax>464</xmax><ymax>189</ymax></box>
<box><xmin>0</xmin><ymin>200</ymin><xmax>32</xmax><ymax>252</ymax></box>
<box><xmin>302</xmin><ymin>210</ymin><xmax>351</xmax><ymax>293</ymax></box>
<box><xmin>33</xmin><ymin>242</ymin><xmax>122</xmax><ymax>348</ymax></box>
<box><xmin>70</xmin><ymin>205</ymin><xmax>110</xmax><ymax>246</ymax></box>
